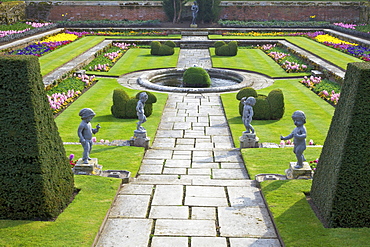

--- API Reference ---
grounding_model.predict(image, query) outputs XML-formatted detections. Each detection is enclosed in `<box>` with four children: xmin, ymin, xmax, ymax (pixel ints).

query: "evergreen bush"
<box><xmin>0</xmin><ymin>55</ymin><xmax>74</xmax><ymax>220</ymax></box>
<box><xmin>150</xmin><ymin>41</ymin><xmax>174</xmax><ymax>56</ymax></box>
<box><xmin>267</xmin><ymin>89</ymin><xmax>285</xmax><ymax>119</ymax></box>
<box><xmin>183</xmin><ymin>67</ymin><xmax>211</xmax><ymax>88</ymax></box>
<box><xmin>164</xmin><ymin>40</ymin><xmax>176</xmax><ymax>48</ymax></box>
<box><xmin>135</xmin><ymin>91</ymin><xmax>157</xmax><ymax>104</ymax></box>
<box><xmin>236</xmin><ymin>87</ymin><xmax>258</xmax><ymax>100</ymax></box>
<box><xmin>253</xmin><ymin>95</ymin><xmax>271</xmax><ymax>120</ymax></box>
<box><xmin>125</xmin><ymin>98</ymin><xmax>139</xmax><ymax>118</ymax></box>
<box><xmin>215</xmin><ymin>41</ymin><xmax>238</xmax><ymax>56</ymax></box>
<box><xmin>311</xmin><ymin>62</ymin><xmax>370</xmax><ymax>228</ymax></box>
<box><xmin>111</xmin><ymin>88</ymin><xmax>130</xmax><ymax>118</ymax></box>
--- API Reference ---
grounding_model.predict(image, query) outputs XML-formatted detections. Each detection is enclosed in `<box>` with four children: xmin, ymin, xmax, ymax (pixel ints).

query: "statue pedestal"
<box><xmin>130</xmin><ymin>130</ymin><xmax>150</xmax><ymax>149</ymax></box>
<box><xmin>190</xmin><ymin>24</ymin><xmax>198</xmax><ymax>28</ymax></box>
<box><xmin>73</xmin><ymin>158</ymin><xmax>102</xmax><ymax>175</ymax></box>
<box><xmin>285</xmin><ymin>162</ymin><xmax>313</xmax><ymax>179</ymax></box>
<box><xmin>239</xmin><ymin>132</ymin><xmax>259</xmax><ymax>148</ymax></box>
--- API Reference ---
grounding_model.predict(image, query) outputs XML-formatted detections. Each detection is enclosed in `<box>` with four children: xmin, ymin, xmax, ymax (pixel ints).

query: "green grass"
<box><xmin>261</xmin><ymin>180</ymin><xmax>370</xmax><ymax>247</ymax></box>
<box><xmin>39</xmin><ymin>36</ymin><xmax>106</xmax><ymax>76</ymax></box>
<box><xmin>104</xmin><ymin>34</ymin><xmax>181</xmax><ymax>39</ymax></box>
<box><xmin>64</xmin><ymin>145</ymin><xmax>144</xmax><ymax>177</ymax></box>
<box><xmin>55</xmin><ymin>77</ymin><xmax>168</xmax><ymax>142</ymax></box>
<box><xmin>211</xmin><ymin>48</ymin><xmax>310</xmax><ymax>78</ymax></box>
<box><xmin>209</xmin><ymin>35</ymin><xmax>363</xmax><ymax>70</ymax></box>
<box><xmin>222</xmin><ymin>79</ymin><xmax>335</xmax><ymax>146</ymax></box>
<box><xmin>0</xmin><ymin>175</ymin><xmax>121</xmax><ymax>247</ymax></box>
<box><xmin>90</xmin><ymin>48</ymin><xmax>179</xmax><ymax>76</ymax></box>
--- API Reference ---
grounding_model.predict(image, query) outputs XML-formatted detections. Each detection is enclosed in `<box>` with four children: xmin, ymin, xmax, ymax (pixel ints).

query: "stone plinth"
<box><xmin>239</xmin><ymin>132</ymin><xmax>259</xmax><ymax>148</ymax></box>
<box><xmin>190</xmin><ymin>24</ymin><xmax>198</xmax><ymax>28</ymax></box>
<box><xmin>285</xmin><ymin>162</ymin><xmax>313</xmax><ymax>179</ymax></box>
<box><xmin>130</xmin><ymin>130</ymin><xmax>150</xmax><ymax>149</ymax></box>
<box><xmin>73</xmin><ymin>158</ymin><xmax>102</xmax><ymax>175</ymax></box>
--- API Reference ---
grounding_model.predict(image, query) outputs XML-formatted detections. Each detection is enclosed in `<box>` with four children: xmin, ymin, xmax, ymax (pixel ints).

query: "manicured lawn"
<box><xmin>39</xmin><ymin>36</ymin><xmax>106</xmax><ymax>76</ymax></box>
<box><xmin>211</xmin><ymin>48</ymin><xmax>310</xmax><ymax>78</ymax></box>
<box><xmin>104</xmin><ymin>34</ymin><xmax>181</xmax><ymax>39</ymax></box>
<box><xmin>209</xmin><ymin>35</ymin><xmax>363</xmax><ymax>69</ymax></box>
<box><xmin>90</xmin><ymin>48</ymin><xmax>180</xmax><ymax>76</ymax></box>
<box><xmin>55</xmin><ymin>77</ymin><xmax>168</xmax><ymax>142</ymax></box>
<box><xmin>261</xmin><ymin>180</ymin><xmax>370</xmax><ymax>247</ymax></box>
<box><xmin>0</xmin><ymin>176</ymin><xmax>121</xmax><ymax>247</ymax></box>
<box><xmin>222</xmin><ymin>79</ymin><xmax>335</xmax><ymax>146</ymax></box>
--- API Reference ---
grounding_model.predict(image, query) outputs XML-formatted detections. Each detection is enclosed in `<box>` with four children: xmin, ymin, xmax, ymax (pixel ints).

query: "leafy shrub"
<box><xmin>0</xmin><ymin>55</ymin><xmax>74</xmax><ymax>220</ymax></box>
<box><xmin>125</xmin><ymin>98</ymin><xmax>139</xmax><ymax>118</ymax></box>
<box><xmin>111</xmin><ymin>88</ymin><xmax>130</xmax><ymax>118</ymax></box>
<box><xmin>183</xmin><ymin>67</ymin><xmax>211</xmax><ymax>88</ymax></box>
<box><xmin>267</xmin><ymin>89</ymin><xmax>285</xmax><ymax>119</ymax></box>
<box><xmin>214</xmin><ymin>41</ymin><xmax>226</xmax><ymax>49</ymax></box>
<box><xmin>236</xmin><ymin>87</ymin><xmax>258</xmax><ymax>100</ymax></box>
<box><xmin>253</xmin><ymin>95</ymin><xmax>271</xmax><ymax>120</ymax></box>
<box><xmin>164</xmin><ymin>40</ymin><xmax>176</xmax><ymax>48</ymax></box>
<box><xmin>215</xmin><ymin>41</ymin><xmax>238</xmax><ymax>56</ymax></box>
<box><xmin>150</xmin><ymin>41</ymin><xmax>174</xmax><ymax>56</ymax></box>
<box><xmin>150</xmin><ymin>41</ymin><xmax>161</xmax><ymax>55</ymax></box>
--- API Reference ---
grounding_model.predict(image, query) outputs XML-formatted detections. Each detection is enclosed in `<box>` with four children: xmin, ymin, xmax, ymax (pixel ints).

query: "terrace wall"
<box><xmin>26</xmin><ymin>1</ymin><xmax>367</xmax><ymax>23</ymax></box>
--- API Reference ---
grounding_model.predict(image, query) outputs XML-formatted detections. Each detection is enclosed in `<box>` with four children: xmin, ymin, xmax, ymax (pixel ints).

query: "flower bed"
<box><xmin>255</xmin><ymin>44</ymin><xmax>311</xmax><ymax>73</ymax></box>
<box><xmin>47</xmin><ymin>74</ymin><xmax>96</xmax><ymax>115</ymax></box>
<box><xmin>300</xmin><ymin>76</ymin><xmax>341</xmax><ymax>105</ymax></box>
<box><xmin>84</xmin><ymin>42</ymin><xmax>136</xmax><ymax>72</ymax></box>
<box><xmin>7</xmin><ymin>31</ymin><xmax>81</xmax><ymax>56</ymax></box>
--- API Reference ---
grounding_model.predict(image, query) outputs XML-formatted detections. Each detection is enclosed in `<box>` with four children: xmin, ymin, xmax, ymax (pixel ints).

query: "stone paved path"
<box><xmin>95</xmin><ymin>33</ymin><xmax>281</xmax><ymax>247</ymax></box>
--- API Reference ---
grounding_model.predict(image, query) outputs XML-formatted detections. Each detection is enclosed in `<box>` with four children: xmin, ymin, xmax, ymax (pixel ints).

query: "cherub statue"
<box><xmin>241</xmin><ymin>96</ymin><xmax>256</xmax><ymax>134</ymax></box>
<box><xmin>136</xmin><ymin>92</ymin><xmax>148</xmax><ymax>131</ymax></box>
<box><xmin>191</xmin><ymin>1</ymin><xmax>199</xmax><ymax>25</ymax></box>
<box><xmin>77</xmin><ymin>108</ymin><xmax>100</xmax><ymax>164</ymax></box>
<box><xmin>280</xmin><ymin>110</ymin><xmax>307</xmax><ymax>168</ymax></box>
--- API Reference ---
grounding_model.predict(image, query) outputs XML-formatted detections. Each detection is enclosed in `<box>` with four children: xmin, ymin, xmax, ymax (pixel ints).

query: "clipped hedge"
<box><xmin>311</xmin><ymin>62</ymin><xmax>370</xmax><ymax>228</ymax></box>
<box><xmin>0</xmin><ymin>55</ymin><xmax>74</xmax><ymax>220</ymax></box>
<box><xmin>111</xmin><ymin>88</ymin><xmax>130</xmax><ymax>118</ymax></box>
<box><xmin>237</xmin><ymin>87</ymin><xmax>284</xmax><ymax>120</ymax></box>
<box><xmin>150</xmin><ymin>41</ymin><xmax>175</xmax><ymax>56</ymax></box>
<box><xmin>183</xmin><ymin>66</ymin><xmax>211</xmax><ymax>88</ymax></box>
<box><xmin>215</xmin><ymin>41</ymin><xmax>238</xmax><ymax>56</ymax></box>
<box><xmin>111</xmin><ymin>89</ymin><xmax>156</xmax><ymax>119</ymax></box>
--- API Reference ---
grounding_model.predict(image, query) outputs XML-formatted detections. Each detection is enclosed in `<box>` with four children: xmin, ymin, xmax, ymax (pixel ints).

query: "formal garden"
<box><xmin>0</xmin><ymin>14</ymin><xmax>369</xmax><ymax>246</ymax></box>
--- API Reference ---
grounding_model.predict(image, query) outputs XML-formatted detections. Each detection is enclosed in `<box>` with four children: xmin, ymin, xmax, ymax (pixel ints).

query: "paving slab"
<box><xmin>139</xmin><ymin>164</ymin><xmax>163</xmax><ymax>174</ymax></box>
<box><xmin>192</xmin><ymin>179</ymin><xmax>254</xmax><ymax>187</ymax></box>
<box><xmin>187</xmin><ymin>168</ymin><xmax>211</xmax><ymax>175</ymax></box>
<box><xmin>151</xmin><ymin>237</ymin><xmax>189</xmax><ymax>247</ymax></box>
<box><xmin>165</xmin><ymin>159</ymin><xmax>191</xmax><ymax>167</ymax></box>
<box><xmin>191</xmin><ymin>237</ymin><xmax>227</xmax><ymax>247</ymax></box>
<box><xmin>96</xmin><ymin>219</ymin><xmax>153</xmax><ymax>247</ymax></box>
<box><xmin>220</xmin><ymin>163</ymin><xmax>245</xmax><ymax>169</ymax></box>
<box><xmin>185</xmin><ymin>197</ymin><xmax>228</xmax><ymax>207</ymax></box>
<box><xmin>214</xmin><ymin>150</ymin><xmax>244</xmax><ymax>163</ymax></box>
<box><xmin>145</xmin><ymin>149</ymin><xmax>173</xmax><ymax>159</ymax></box>
<box><xmin>191</xmin><ymin>207</ymin><xmax>216</xmax><ymax>220</ymax></box>
<box><xmin>186</xmin><ymin>186</ymin><xmax>226</xmax><ymax>198</ymax></box>
<box><xmin>212</xmin><ymin>169</ymin><xmax>249</xmax><ymax>179</ymax></box>
<box><xmin>120</xmin><ymin>184</ymin><xmax>154</xmax><ymax>195</ymax></box>
<box><xmin>149</xmin><ymin>206</ymin><xmax>189</xmax><ymax>219</ymax></box>
<box><xmin>176</xmin><ymin>138</ymin><xmax>195</xmax><ymax>145</ymax></box>
<box><xmin>192</xmin><ymin>162</ymin><xmax>220</xmax><ymax>169</ymax></box>
<box><xmin>110</xmin><ymin>195</ymin><xmax>150</xmax><ymax>218</ymax></box>
<box><xmin>163</xmin><ymin>167</ymin><xmax>187</xmax><ymax>175</ymax></box>
<box><xmin>152</xmin><ymin>185</ymin><xmax>183</xmax><ymax>205</ymax></box>
<box><xmin>227</xmin><ymin>186</ymin><xmax>265</xmax><ymax>208</ymax></box>
<box><xmin>206</xmin><ymin>127</ymin><xmax>230</xmax><ymax>136</ymax></box>
<box><xmin>229</xmin><ymin>238</ymin><xmax>281</xmax><ymax>247</ymax></box>
<box><xmin>155</xmin><ymin>219</ymin><xmax>217</xmax><ymax>236</ymax></box>
<box><xmin>218</xmin><ymin>207</ymin><xmax>277</xmax><ymax>238</ymax></box>
<box><xmin>155</xmin><ymin>129</ymin><xmax>184</xmax><ymax>138</ymax></box>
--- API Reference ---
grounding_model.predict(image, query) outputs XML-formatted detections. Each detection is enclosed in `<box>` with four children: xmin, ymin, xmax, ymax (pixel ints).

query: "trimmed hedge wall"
<box><xmin>111</xmin><ymin>89</ymin><xmax>156</xmax><ymax>119</ymax></box>
<box><xmin>0</xmin><ymin>55</ymin><xmax>74</xmax><ymax>220</ymax></box>
<box><xmin>237</xmin><ymin>87</ymin><xmax>284</xmax><ymax>120</ymax></box>
<box><xmin>311</xmin><ymin>62</ymin><xmax>370</xmax><ymax>228</ymax></box>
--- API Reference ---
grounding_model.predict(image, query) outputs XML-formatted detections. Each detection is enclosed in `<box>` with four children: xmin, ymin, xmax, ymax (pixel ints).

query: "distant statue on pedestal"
<box><xmin>77</xmin><ymin>108</ymin><xmax>100</xmax><ymax>164</ymax></box>
<box><xmin>136</xmin><ymin>92</ymin><xmax>148</xmax><ymax>132</ymax></box>
<box><xmin>241</xmin><ymin>96</ymin><xmax>256</xmax><ymax>134</ymax></box>
<box><xmin>191</xmin><ymin>1</ymin><xmax>199</xmax><ymax>25</ymax></box>
<box><xmin>281</xmin><ymin>110</ymin><xmax>307</xmax><ymax>168</ymax></box>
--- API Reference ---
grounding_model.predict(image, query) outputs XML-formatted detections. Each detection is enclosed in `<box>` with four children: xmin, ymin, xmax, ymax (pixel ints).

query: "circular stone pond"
<box><xmin>137</xmin><ymin>68</ymin><xmax>259</xmax><ymax>93</ymax></box>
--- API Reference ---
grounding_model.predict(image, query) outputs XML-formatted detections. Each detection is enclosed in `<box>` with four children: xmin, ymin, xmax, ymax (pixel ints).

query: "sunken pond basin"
<box><xmin>137</xmin><ymin>68</ymin><xmax>255</xmax><ymax>93</ymax></box>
